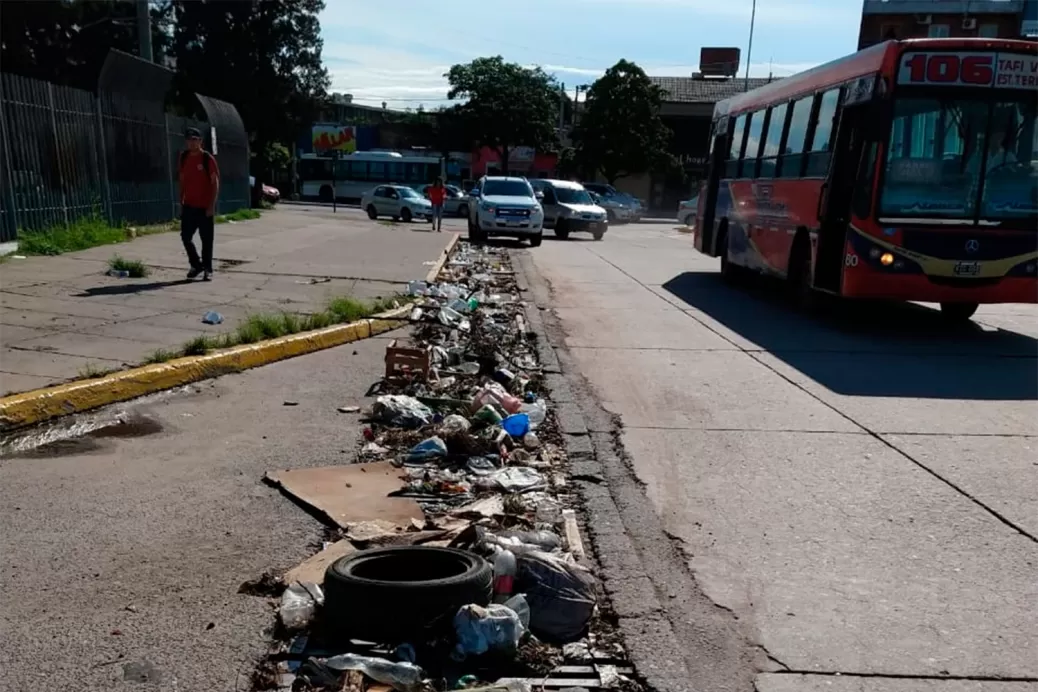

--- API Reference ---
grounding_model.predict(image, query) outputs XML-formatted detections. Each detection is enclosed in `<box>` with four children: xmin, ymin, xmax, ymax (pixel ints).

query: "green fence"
<box><xmin>0</xmin><ymin>72</ymin><xmax>248</xmax><ymax>243</ymax></box>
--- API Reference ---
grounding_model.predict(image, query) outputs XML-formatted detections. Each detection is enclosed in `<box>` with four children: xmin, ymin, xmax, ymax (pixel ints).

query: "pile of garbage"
<box><xmin>254</xmin><ymin>243</ymin><xmax>638</xmax><ymax>692</ymax></box>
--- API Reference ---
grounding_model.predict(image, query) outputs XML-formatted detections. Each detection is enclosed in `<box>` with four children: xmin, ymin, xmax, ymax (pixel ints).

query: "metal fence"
<box><xmin>0</xmin><ymin>72</ymin><xmax>249</xmax><ymax>243</ymax></box>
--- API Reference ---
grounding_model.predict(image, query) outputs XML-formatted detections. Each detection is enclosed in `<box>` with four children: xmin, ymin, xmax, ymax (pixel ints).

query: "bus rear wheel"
<box><xmin>939</xmin><ymin>302</ymin><xmax>979</xmax><ymax>322</ymax></box>
<box><xmin>788</xmin><ymin>238</ymin><xmax>819</xmax><ymax>312</ymax></box>
<box><xmin>366</xmin><ymin>205</ymin><xmax>378</xmax><ymax>220</ymax></box>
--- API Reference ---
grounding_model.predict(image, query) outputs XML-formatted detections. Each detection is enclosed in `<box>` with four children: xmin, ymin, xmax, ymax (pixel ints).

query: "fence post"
<box><xmin>0</xmin><ymin>76</ymin><xmax>21</xmax><ymax>240</ymax></box>
<box><xmin>45</xmin><ymin>82</ymin><xmax>70</xmax><ymax>227</ymax></box>
<box><xmin>164</xmin><ymin>114</ymin><xmax>176</xmax><ymax>221</ymax></box>
<box><xmin>93</xmin><ymin>95</ymin><xmax>113</xmax><ymax>224</ymax></box>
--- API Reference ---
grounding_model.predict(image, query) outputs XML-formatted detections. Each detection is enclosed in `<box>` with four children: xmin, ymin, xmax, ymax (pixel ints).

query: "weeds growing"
<box><xmin>108</xmin><ymin>255</ymin><xmax>150</xmax><ymax>278</ymax></box>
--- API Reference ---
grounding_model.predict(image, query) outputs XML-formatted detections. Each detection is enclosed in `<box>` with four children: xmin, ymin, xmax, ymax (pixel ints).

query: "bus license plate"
<box><xmin>954</xmin><ymin>261</ymin><xmax>981</xmax><ymax>276</ymax></box>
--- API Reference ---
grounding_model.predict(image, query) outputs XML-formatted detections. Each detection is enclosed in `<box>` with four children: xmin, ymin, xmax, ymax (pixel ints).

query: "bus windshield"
<box><xmin>880</xmin><ymin>96</ymin><xmax>1037</xmax><ymax>224</ymax></box>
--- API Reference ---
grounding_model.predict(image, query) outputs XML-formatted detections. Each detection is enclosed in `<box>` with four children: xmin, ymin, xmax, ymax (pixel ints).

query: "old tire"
<box><xmin>401</xmin><ymin>207</ymin><xmax>412</xmax><ymax>223</ymax></box>
<box><xmin>323</xmin><ymin>546</ymin><xmax>492</xmax><ymax>644</ymax></box>
<box><xmin>940</xmin><ymin>302</ymin><xmax>979</xmax><ymax>322</ymax></box>
<box><xmin>366</xmin><ymin>205</ymin><xmax>378</xmax><ymax>220</ymax></box>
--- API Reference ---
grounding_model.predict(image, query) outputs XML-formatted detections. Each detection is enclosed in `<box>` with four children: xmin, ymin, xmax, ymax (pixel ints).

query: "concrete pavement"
<box><xmin>518</xmin><ymin>225</ymin><xmax>1038</xmax><ymax>689</ymax></box>
<box><xmin>0</xmin><ymin>330</ymin><xmax>404</xmax><ymax>692</ymax></box>
<box><xmin>0</xmin><ymin>207</ymin><xmax>458</xmax><ymax>394</ymax></box>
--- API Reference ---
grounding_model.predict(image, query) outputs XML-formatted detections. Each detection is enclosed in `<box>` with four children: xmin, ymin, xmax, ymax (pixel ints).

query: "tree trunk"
<box><xmin>500</xmin><ymin>145</ymin><xmax>510</xmax><ymax>175</ymax></box>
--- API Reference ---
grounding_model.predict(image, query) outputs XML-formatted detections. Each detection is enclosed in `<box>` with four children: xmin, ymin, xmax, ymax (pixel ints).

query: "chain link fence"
<box><xmin>0</xmin><ymin>69</ymin><xmax>250</xmax><ymax>243</ymax></box>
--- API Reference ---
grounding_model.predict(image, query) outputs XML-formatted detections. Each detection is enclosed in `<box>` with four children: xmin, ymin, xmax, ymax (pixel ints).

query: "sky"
<box><xmin>318</xmin><ymin>0</ymin><xmax>862</xmax><ymax>110</ymax></box>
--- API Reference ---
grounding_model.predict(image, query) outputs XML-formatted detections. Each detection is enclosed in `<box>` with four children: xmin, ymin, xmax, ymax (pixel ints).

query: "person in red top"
<box><xmin>178</xmin><ymin>128</ymin><xmax>220</xmax><ymax>280</ymax></box>
<box><xmin>427</xmin><ymin>177</ymin><xmax>447</xmax><ymax>233</ymax></box>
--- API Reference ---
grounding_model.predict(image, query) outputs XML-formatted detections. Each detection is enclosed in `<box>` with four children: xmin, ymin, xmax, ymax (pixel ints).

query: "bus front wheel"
<box><xmin>319</xmin><ymin>185</ymin><xmax>333</xmax><ymax>203</ymax></box>
<box><xmin>939</xmin><ymin>302</ymin><xmax>979</xmax><ymax>322</ymax></box>
<box><xmin>788</xmin><ymin>238</ymin><xmax>819</xmax><ymax>312</ymax></box>
<box><xmin>366</xmin><ymin>205</ymin><xmax>378</xmax><ymax>220</ymax></box>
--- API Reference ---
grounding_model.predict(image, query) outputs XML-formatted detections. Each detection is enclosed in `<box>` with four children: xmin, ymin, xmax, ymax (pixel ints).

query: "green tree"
<box><xmin>445</xmin><ymin>56</ymin><xmax>560</xmax><ymax>172</ymax></box>
<box><xmin>170</xmin><ymin>0</ymin><xmax>329</xmax><ymax>171</ymax></box>
<box><xmin>575</xmin><ymin>59</ymin><xmax>675</xmax><ymax>184</ymax></box>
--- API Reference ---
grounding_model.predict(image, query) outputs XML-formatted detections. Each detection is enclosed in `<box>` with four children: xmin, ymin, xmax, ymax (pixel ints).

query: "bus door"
<box><xmin>815</xmin><ymin>84</ymin><xmax>880</xmax><ymax>292</ymax></box>
<box><xmin>697</xmin><ymin>119</ymin><xmax>730</xmax><ymax>255</ymax></box>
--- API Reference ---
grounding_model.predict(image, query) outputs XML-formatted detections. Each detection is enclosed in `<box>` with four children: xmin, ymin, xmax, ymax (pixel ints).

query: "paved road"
<box><xmin>0</xmin><ymin>330</ymin><xmax>404</xmax><ymax>692</ymax></box>
<box><xmin>523</xmin><ymin>224</ymin><xmax>1038</xmax><ymax>689</ymax></box>
<box><xmin>0</xmin><ymin>207</ymin><xmax>455</xmax><ymax>394</ymax></box>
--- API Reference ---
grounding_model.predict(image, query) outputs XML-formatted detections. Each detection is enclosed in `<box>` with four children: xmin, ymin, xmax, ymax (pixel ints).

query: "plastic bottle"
<box><xmin>492</xmin><ymin>547</ymin><xmax>517</xmax><ymax>603</ymax></box>
<box><xmin>321</xmin><ymin>653</ymin><xmax>425</xmax><ymax>689</ymax></box>
<box><xmin>520</xmin><ymin>399</ymin><xmax>547</xmax><ymax>429</ymax></box>
<box><xmin>474</xmin><ymin>382</ymin><xmax>522</xmax><ymax>415</ymax></box>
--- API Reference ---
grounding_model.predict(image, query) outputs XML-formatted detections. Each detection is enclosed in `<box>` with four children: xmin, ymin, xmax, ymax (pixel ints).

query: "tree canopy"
<box><xmin>575</xmin><ymin>59</ymin><xmax>675</xmax><ymax>184</ymax></box>
<box><xmin>445</xmin><ymin>56</ymin><xmax>560</xmax><ymax>171</ymax></box>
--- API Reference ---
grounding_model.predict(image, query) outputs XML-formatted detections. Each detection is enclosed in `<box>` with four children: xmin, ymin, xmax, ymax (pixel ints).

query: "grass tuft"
<box><xmin>143</xmin><ymin>348</ymin><xmax>176</xmax><ymax>365</ymax></box>
<box><xmin>215</xmin><ymin>208</ymin><xmax>261</xmax><ymax>224</ymax></box>
<box><xmin>19</xmin><ymin>215</ymin><xmax>127</xmax><ymax>256</ymax></box>
<box><xmin>108</xmin><ymin>255</ymin><xmax>150</xmax><ymax>278</ymax></box>
<box><xmin>181</xmin><ymin>335</ymin><xmax>212</xmax><ymax>356</ymax></box>
<box><xmin>78</xmin><ymin>362</ymin><xmax>119</xmax><ymax>379</ymax></box>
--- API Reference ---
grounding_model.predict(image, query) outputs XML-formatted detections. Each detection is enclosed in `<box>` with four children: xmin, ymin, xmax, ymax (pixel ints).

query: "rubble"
<box><xmin>253</xmin><ymin>242</ymin><xmax>640</xmax><ymax>691</ymax></box>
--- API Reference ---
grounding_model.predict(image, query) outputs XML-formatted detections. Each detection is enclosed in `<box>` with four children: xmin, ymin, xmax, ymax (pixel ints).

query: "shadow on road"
<box><xmin>74</xmin><ymin>279</ymin><xmax>195</xmax><ymax>297</ymax></box>
<box><xmin>662</xmin><ymin>271</ymin><xmax>1038</xmax><ymax>401</ymax></box>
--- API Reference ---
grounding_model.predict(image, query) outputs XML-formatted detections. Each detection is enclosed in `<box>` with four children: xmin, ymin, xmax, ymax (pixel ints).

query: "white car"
<box><xmin>361</xmin><ymin>184</ymin><xmax>433</xmax><ymax>222</ymax></box>
<box><xmin>677</xmin><ymin>195</ymin><xmax>699</xmax><ymax>226</ymax></box>
<box><xmin>530</xmin><ymin>179</ymin><xmax>609</xmax><ymax>240</ymax></box>
<box><xmin>467</xmin><ymin>176</ymin><xmax>544</xmax><ymax>246</ymax></box>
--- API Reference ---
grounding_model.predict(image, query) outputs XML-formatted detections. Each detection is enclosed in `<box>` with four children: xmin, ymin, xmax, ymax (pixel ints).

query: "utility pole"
<box><xmin>558</xmin><ymin>82</ymin><xmax>566</xmax><ymax>132</ymax></box>
<box><xmin>137</xmin><ymin>0</ymin><xmax>153</xmax><ymax>62</ymax></box>
<box><xmin>744</xmin><ymin>0</ymin><xmax>757</xmax><ymax>92</ymax></box>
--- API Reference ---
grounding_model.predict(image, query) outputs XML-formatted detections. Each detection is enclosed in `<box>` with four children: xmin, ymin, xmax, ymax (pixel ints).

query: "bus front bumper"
<box><xmin>843</xmin><ymin>270</ymin><xmax>1038</xmax><ymax>304</ymax></box>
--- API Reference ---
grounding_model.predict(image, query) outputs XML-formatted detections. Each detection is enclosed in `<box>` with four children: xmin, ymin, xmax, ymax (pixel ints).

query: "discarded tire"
<box><xmin>323</xmin><ymin>546</ymin><xmax>492</xmax><ymax>643</ymax></box>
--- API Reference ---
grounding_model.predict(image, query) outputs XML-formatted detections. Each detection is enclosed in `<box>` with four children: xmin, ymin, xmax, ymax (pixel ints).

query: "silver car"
<box><xmin>582</xmin><ymin>182</ymin><xmax>637</xmax><ymax>223</ymax></box>
<box><xmin>415</xmin><ymin>184</ymin><xmax>471</xmax><ymax>217</ymax></box>
<box><xmin>361</xmin><ymin>184</ymin><xmax>433</xmax><ymax>222</ymax></box>
<box><xmin>530</xmin><ymin>179</ymin><xmax>608</xmax><ymax>240</ymax></box>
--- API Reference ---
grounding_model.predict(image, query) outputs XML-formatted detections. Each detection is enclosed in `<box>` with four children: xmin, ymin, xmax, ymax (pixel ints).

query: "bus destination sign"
<box><xmin>897</xmin><ymin>51</ymin><xmax>1038</xmax><ymax>89</ymax></box>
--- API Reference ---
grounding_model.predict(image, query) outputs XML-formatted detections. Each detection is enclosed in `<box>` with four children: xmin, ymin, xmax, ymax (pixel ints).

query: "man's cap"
<box><xmin>185</xmin><ymin>127</ymin><xmax>202</xmax><ymax>138</ymax></box>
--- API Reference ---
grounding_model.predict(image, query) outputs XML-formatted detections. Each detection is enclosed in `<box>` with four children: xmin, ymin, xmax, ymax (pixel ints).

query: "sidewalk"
<box><xmin>0</xmin><ymin>208</ymin><xmax>454</xmax><ymax>395</ymax></box>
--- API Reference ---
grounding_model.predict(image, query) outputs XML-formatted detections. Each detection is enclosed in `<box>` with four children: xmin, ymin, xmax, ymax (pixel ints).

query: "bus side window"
<box><xmin>369</xmin><ymin>161</ymin><xmax>386</xmax><ymax>180</ymax></box>
<box><xmin>779</xmin><ymin>96</ymin><xmax>813</xmax><ymax>178</ymax></box>
<box><xmin>740</xmin><ymin>110</ymin><xmax>766</xmax><ymax>178</ymax></box>
<box><xmin>759</xmin><ymin>103</ymin><xmax>788</xmax><ymax>179</ymax></box>
<box><xmin>350</xmin><ymin>161</ymin><xmax>369</xmax><ymax>181</ymax></box>
<box><xmin>804</xmin><ymin>88</ymin><xmax>841</xmax><ymax>177</ymax></box>
<box><xmin>726</xmin><ymin>115</ymin><xmax>747</xmax><ymax>178</ymax></box>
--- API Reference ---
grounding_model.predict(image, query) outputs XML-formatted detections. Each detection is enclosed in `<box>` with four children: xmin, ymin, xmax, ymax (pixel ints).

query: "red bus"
<box><xmin>694</xmin><ymin>38</ymin><xmax>1037</xmax><ymax>320</ymax></box>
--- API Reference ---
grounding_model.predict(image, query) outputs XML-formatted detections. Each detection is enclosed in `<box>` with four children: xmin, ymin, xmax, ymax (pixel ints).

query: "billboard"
<box><xmin>312</xmin><ymin>125</ymin><xmax>357</xmax><ymax>153</ymax></box>
<box><xmin>700</xmin><ymin>47</ymin><xmax>741</xmax><ymax>78</ymax></box>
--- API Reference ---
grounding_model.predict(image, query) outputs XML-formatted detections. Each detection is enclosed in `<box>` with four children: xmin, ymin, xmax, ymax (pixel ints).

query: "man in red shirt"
<box><xmin>178</xmin><ymin>128</ymin><xmax>220</xmax><ymax>280</ymax></box>
<box><xmin>427</xmin><ymin>176</ymin><xmax>446</xmax><ymax>233</ymax></box>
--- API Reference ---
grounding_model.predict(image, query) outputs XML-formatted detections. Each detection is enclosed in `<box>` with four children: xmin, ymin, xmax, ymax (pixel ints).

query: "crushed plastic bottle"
<box><xmin>402</xmin><ymin>436</ymin><xmax>447</xmax><ymax>464</ymax></box>
<box><xmin>520</xmin><ymin>399</ymin><xmax>547</xmax><ymax>429</ymax></box>
<box><xmin>492</xmin><ymin>547</ymin><xmax>517</xmax><ymax>603</ymax></box>
<box><xmin>202</xmin><ymin>310</ymin><xmax>224</xmax><ymax>325</ymax></box>
<box><xmin>406</xmin><ymin>280</ymin><xmax>429</xmax><ymax>296</ymax></box>
<box><xmin>320</xmin><ymin>653</ymin><xmax>425</xmax><ymax>691</ymax></box>
<box><xmin>279</xmin><ymin>582</ymin><xmax>323</xmax><ymax>631</ymax></box>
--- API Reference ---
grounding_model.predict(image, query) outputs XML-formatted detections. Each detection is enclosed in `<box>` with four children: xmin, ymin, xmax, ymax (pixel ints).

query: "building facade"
<box><xmin>858</xmin><ymin>0</ymin><xmax>1038</xmax><ymax>49</ymax></box>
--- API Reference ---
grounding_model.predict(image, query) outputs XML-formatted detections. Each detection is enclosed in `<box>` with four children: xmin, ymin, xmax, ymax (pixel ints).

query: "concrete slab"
<box><xmin>555</xmin><ymin>307</ymin><xmax>736</xmax><ymax>350</ymax></box>
<box><xmin>756</xmin><ymin>674</ymin><xmax>1038</xmax><ymax>692</ymax></box>
<box><xmin>14</xmin><ymin>333</ymin><xmax>164</xmax><ymax>363</ymax></box>
<box><xmin>622</xmin><ymin>427</ymin><xmax>1038</xmax><ymax>679</ymax></box>
<box><xmin>569</xmin><ymin>346</ymin><xmax>858</xmax><ymax>432</ymax></box>
<box><xmin>883</xmin><ymin>433</ymin><xmax>1038</xmax><ymax>537</ymax></box>
<box><xmin>0</xmin><ymin>309</ymin><xmax>110</xmax><ymax>332</ymax></box>
<box><xmin>547</xmin><ymin>280</ymin><xmax>678</xmax><ymax>311</ymax></box>
<box><xmin>0</xmin><ymin>347</ymin><xmax>114</xmax><ymax>379</ymax></box>
<box><xmin>754</xmin><ymin>351</ymin><xmax>1038</xmax><ymax>436</ymax></box>
<box><xmin>0</xmin><ymin>324</ymin><xmax>60</xmax><ymax>344</ymax></box>
<box><xmin>0</xmin><ymin>371</ymin><xmax>59</xmax><ymax>395</ymax></box>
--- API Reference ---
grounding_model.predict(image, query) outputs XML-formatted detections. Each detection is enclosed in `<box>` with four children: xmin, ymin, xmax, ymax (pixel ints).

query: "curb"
<box><xmin>425</xmin><ymin>232</ymin><xmax>461</xmax><ymax>283</ymax></box>
<box><xmin>0</xmin><ymin>306</ymin><xmax>411</xmax><ymax>432</ymax></box>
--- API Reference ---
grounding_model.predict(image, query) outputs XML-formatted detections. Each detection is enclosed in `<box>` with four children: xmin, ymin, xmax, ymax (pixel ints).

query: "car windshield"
<box><xmin>397</xmin><ymin>187</ymin><xmax>421</xmax><ymax>199</ymax></box>
<box><xmin>556</xmin><ymin>187</ymin><xmax>594</xmax><ymax>205</ymax></box>
<box><xmin>483</xmin><ymin>180</ymin><xmax>532</xmax><ymax>197</ymax></box>
<box><xmin>879</xmin><ymin>96</ymin><xmax>1037</xmax><ymax>223</ymax></box>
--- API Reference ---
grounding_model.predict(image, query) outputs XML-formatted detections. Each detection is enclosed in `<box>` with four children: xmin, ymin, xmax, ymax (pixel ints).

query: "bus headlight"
<box><xmin>880</xmin><ymin>252</ymin><xmax>894</xmax><ymax>266</ymax></box>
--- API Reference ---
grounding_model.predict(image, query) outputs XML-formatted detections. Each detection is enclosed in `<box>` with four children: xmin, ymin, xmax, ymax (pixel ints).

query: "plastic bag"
<box><xmin>515</xmin><ymin>551</ymin><xmax>597</xmax><ymax>644</ymax></box>
<box><xmin>440</xmin><ymin>414</ymin><xmax>471</xmax><ymax>435</ymax></box>
<box><xmin>373</xmin><ymin>395</ymin><xmax>434</xmax><ymax>428</ymax></box>
<box><xmin>279</xmin><ymin>581</ymin><xmax>323</xmax><ymax>631</ymax></box>
<box><xmin>465</xmin><ymin>456</ymin><xmax>498</xmax><ymax>476</ymax></box>
<box><xmin>520</xmin><ymin>400</ymin><xmax>547</xmax><ymax>429</ymax></box>
<box><xmin>452</xmin><ymin>602</ymin><xmax>524</xmax><ymax>659</ymax></box>
<box><xmin>502</xmin><ymin>413</ymin><xmax>530</xmax><ymax>438</ymax></box>
<box><xmin>320</xmin><ymin>653</ymin><xmax>425</xmax><ymax>691</ymax></box>
<box><xmin>403</xmin><ymin>436</ymin><xmax>447</xmax><ymax>464</ymax></box>
<box><xmin>478</xmin><ymin>466</ymin><xmax>545</xmax><ymax>493</ymax></box>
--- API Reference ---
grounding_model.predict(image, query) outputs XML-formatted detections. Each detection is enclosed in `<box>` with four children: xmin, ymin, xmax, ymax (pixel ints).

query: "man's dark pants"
<box><xmin>181</xmin><ymin>205</ymin><xmax>214</xmax><ymax>272</ymax></box>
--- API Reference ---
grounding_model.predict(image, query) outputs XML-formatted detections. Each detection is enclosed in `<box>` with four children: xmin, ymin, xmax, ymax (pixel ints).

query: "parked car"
<box><xmin>530</xmin><ymin>179</ymin><xmax>608</xmax><ymax>240</ymax></box>
<box><xmin>250</xmin><ymin>176</ymin><xmax>281</xmax><ymax>204</ymax></box>
<box><xmin>361</xmin><ymin>184</ymin><xmax>433</xmax><ymax>222</ymax></box>
<box><xmin>415</xmin><ymin>184</ymin><xmax>470</xmax><ymax>217</ymax></box>
<box><xmin>677</xmin><ymin>195</ymin><xmax>699</xmax><ymax>226</ymax></box>
<box><xmin>581</xmin><ymin>182</ymin><xmax>638</xmax><ymax>223</ymax></box>
<box><xmin>467</xmin><ymin>176</ymin><xmax>544</xmax><ymax>246</ymax></box>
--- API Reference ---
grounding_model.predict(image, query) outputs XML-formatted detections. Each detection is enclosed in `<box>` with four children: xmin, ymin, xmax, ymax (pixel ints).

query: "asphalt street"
<box><xmin>523</xmin><ymin>223</ymin><xmax>1038</xmax><ymax>690</ymax></box>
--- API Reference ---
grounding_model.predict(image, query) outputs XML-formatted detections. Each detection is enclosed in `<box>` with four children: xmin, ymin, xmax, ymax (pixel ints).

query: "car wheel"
<box><xmin>323</xmin><ymin>546</ymin><xmax>491</xmax><ymax>643</ymax></box>
<box><xmin>529</xmin><ymin>233</ymin><xmax>543</xmax><ymax>247</ymax></box>
<box><xmin>319</xmin><ymin>185</ymin><xmax>333</xmax><ymax>203</ymax></box>
<box><xmin>592</xmin><ymin>231</ymin><xmax>605</xmax><ymax>241</ymax></box>
<box><xmin>554</xmin><ymin>220</ymin><xmax>570</xmax><ymax>240</ymax></box>
<box><xmin>366</xmin><ymin>204</ymin><xmax>378</xmax><ymax>220</ymax></box>
<box><xmin>606</xmin><ymin>210</ymin><xmax>617</xmax><ymax>224</ymax></box>
<box><xmin>939</xmin><ymin>302</ymin><xmax>979</xmax><ymax>322</ymax></box>
<box><xmin>401</xmin><ymin>207</ymin><xmax>412</xmax><ymax>223</ymax></box>
<box><xmin>457</xmin><ymin>203</ymin><xmax>468</xmax><ymax>218</ymax></box>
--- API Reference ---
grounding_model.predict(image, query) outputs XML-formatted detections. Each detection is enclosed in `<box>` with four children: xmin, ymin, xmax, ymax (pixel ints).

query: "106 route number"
<box><xmin>898</xmin><ymin>53</ymin><xmax>995</xmax><ymax>86</ymax></box>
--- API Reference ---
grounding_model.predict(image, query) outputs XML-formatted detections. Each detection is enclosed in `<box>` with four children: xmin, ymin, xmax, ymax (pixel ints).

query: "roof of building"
<box><xmin>649</xmin><ymin>76</ymin><xmax>781</xmax><ymax>103</ymax></box>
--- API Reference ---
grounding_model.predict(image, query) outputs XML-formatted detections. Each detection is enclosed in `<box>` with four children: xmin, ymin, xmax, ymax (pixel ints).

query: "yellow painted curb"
<box><xmin>0</xmin><ymin>305</ymin><xmax>412</xmax><ymax>432</ymax></box>
<box><xmin>425</xmin><ymin>232</ymin><xmax>461</xmax><ymax>283</ymax></box>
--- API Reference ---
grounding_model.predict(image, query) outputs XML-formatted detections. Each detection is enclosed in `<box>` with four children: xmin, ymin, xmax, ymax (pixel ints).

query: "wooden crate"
<box><xmin>384</xmin><ymin>339</ymin><xmax>430</xmax><ymax>381</ymax></box>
